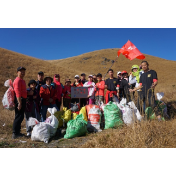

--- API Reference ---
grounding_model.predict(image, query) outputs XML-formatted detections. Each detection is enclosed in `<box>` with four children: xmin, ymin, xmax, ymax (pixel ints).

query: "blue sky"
<box><xmin>0</xmin><ymin>28</ymin><xmax>175</xmax><ymax>61</ymax></box>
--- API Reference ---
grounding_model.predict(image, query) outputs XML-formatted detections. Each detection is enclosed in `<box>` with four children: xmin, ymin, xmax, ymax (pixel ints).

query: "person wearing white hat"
<box><xmin>71</xmin><ymin>75</ymin><xmax>83</xmax><ymax>104</ymax></box>
<box><xmin>83</xmin><ymin>75</ymin><xmax>95</xmax><ymax>105</ymax></box>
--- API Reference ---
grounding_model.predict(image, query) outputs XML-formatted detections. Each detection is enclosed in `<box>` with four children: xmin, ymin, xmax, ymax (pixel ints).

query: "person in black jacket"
<box><xmin>119</xmin><ymin>70</ymin><xmax>132</xmax><ymax>103</ymax></box>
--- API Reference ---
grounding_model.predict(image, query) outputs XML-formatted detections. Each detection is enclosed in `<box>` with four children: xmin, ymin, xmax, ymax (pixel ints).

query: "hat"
<box><xmin>88</xmin><ymin>75</ymin><xmax>93</xmax><ymax>78</ymax></box>
<box><xmin>117</xmin><ymin>71</ymin><xmax>121</xmax><ymax>75</ymax></box>
<box><xmin>44</xmin><ymin>76</ymin><xmax>53</xmax><ymax>83</ymax></box>
<box><xmin>121</xmin><ymin>71</ymin><xmax>128</xmax><ymax>74</ymax></box>
<box><xmin>65</xmin><ymin>79</ymin><xmax>71</xmax><ymax>84</ymax></box>
<box><xmin>38</xmin><ymin>71</ymin><xmax>44</xmax><ymax>75</ymax></box>
<box><xmin>96</xmin><ymin>73</ymin><xmax>102</xmax><ymax>77</ymax></box>
<box><xmin>131</xmin><ymin>65</ymin><xmax>139</xmax><ymax>71</ymax></box>
<box><xmin>28</xmin><ymin>80</ymin><xmax>37</xmax><ymax>87</ymax></box>
<box><xmin>81</xmin><ymin>73</ymin><xmax>86</xmax><ymax>76</ymax></box>
<box><xmin>75</xmin><ymin>75</ymin><xmax>80</xmax><ymax>78</ymax></box>
<box><xmin>17</xmin><ymin>67</ymin><xmax>26</xmax><ymax>72</ymax></box>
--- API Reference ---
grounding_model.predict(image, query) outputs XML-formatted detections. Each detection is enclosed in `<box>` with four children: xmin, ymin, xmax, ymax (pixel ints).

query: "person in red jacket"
<box><xmin>12</xmin><ymin>67</ymin><xmax>27</xmax><ymax>139</ymax></box>
<box><xmin>53</xmin><ymin>74</ymin><xmax>62</xmax><ymax>111</ymax></box>
<box><xmin>63</xmin><ymin>79</ymin><xmax>71</xmax><ymax>109</ymax></box>
<box><xmin>95</xmin><ymin>73</ymin><xmax>105</xmax><ymax>105</ymax></box>
<box><xmin>40</xmin><ymin>76</ymin><xmax>58</xmax><ymax>122</ymax></box>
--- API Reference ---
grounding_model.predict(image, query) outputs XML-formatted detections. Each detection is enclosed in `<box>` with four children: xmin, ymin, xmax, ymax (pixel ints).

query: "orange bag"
<box><xmin>86</xmin><ymin>104</ymin><xmax>99</xmax><ymax>115</ymax></box>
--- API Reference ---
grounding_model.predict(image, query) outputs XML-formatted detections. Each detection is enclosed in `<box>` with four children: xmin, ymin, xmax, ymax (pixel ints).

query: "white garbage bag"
<box><xmin>45</xmin><ymin>107</ymin><xmax>59</xmax><ymax>136</ymax></box>
<box><xmin>156</xmin><ymin>92</ymin><xmax>164</xmax><ymax>101</ymax></box>
<box><xmin>87</xmin><ymin>106</ymin><xmax>102</xmax><ymax>132</ymax></box>
<box><xmin>31</xmin><ymin>122</ymin><xmax>51</xmax><ymax>143</ymax></box>
<box><xmin>27</xmin><ymin>117</ymin><xmax>39</xmax><ymax>127</ymax></box>
<box><xmin>2</xmin><ymin>79</ymin><xmax>15</xmax><ymax>110</ymax></box>
<box><xmin>128</xmin><ymin>101</ymin><xmax>142</xmax><ymax>121</ymax></box>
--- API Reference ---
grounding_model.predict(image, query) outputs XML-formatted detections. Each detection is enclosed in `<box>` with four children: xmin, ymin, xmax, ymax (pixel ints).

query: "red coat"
<box><xmin>95</xmin><ymin>80</ymin><xmax>105</xmax><ymax>96</ymax></box>
<box><xmin>63</xmin><ymin>85</ymin><xmax>71</xmax><ymax>99</ymax></box>
<box><xmin>40</xmin><ymin>84</ymin><xmax>57</xmax><ymax>106</ymax></box>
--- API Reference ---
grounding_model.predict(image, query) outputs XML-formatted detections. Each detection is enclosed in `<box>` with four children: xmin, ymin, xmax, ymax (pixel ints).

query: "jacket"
<box><xmin>26</xmin><ymin>88</ymin><xmax>40</xmax><ymax>112</ymax></box>
<box><xmin>53</xmin><ymin>75</ymin><xmax>62</xmax><ymax>102</ymax></box>
<box><xmin>95</xmin><ymin>80</ymin><xmax>105</xmax><ymax>96</ymax></box>
<box><xmin>71</xmin><ymin>82</ymin><xmax>83</xmax><ymax>87</ymax></box>
<box><xmin>40</xmin><ymin>84</ymin><xmax>57</xmax><ymax>106</ymax></box>
<box><xmin>83</xmin><ymin>81</ymin><xmax>95</xmax><ymax>99</ymax></box>
<box><xmin>63</xmin><ymin>85</ymin><xmax>71</xmax><ymax>99</ymax></box>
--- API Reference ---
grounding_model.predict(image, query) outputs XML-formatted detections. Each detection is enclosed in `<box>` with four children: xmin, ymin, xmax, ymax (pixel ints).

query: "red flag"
<box><xmin>117</xmin><ymin>40</ymin><xmax>145</xmax><ymax>60</ymax></box>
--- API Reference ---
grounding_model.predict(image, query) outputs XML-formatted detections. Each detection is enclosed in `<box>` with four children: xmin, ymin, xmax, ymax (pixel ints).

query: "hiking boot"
<box><xmin>12</xmin><ymin>132</ymin><xmax>25</xmax><ymax>139</ymax></box>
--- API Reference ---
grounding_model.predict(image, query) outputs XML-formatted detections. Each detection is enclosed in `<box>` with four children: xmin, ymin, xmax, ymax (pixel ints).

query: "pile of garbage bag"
<box><xmin>27</xmin><ymin>92</ymin><xmax>170</xmax><ymax>143</ymax></box>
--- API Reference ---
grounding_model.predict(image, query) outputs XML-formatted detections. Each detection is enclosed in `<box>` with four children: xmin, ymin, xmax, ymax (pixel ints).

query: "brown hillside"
<box><xmin>48</xmin><ymin>48</ymin><xmax>176</xmax><ymax>101</ymax></box>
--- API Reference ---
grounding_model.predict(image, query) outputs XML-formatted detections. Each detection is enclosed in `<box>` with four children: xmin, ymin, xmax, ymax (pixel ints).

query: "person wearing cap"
<box><xmin>25</xmin><ymin>80</ymin><xmax>40</xmax><ymax>136</ymax></box>
<box><xmin>63</xmin><ymin>79</ymin><xmax>72</xmax><ymax>109</ymax></box>
<box><xmin>95</xmin><ymin>73</ymin><xmax>105</xmax><ymax>105</ymax></box>
<box><xmin>129</xmin><ymin>65</ymin><xmax>144</xmax><ymax>110</ymax></box>
<box><xmin>40</xmin><ymin>76</ymin><xmax>58</xmax><ymax>122</ymax></box>
<box><xmin>119</xmin><ymin>70</ymin><xmax>132</xmax><ymax>102</ymax></box>
<box><xmin>36</xmin><ymin>71</ymin><xmax>45</xmax><ymax>91</ymax></box>
<box><xmin>53</xmin><ymin>74</ymin><xmax>63</xmax><ymax>111</ymax></box>
<box><xmin>117</xmin><ymin>71</ymin><xmax>123</xmax><ymax>100</ymax></box>
<box><xmin>80</xmin><ymin>73</ymin><xmax>87</xmax><ymax>84</ymax></box>
<box><xmin>12</xmin><ymin>67</ymin><xmax>27</xmax><ymax>139</ymax></box>
<box><xmin>71</xmin><ymin>75</ymin><xmax>83</xmax><ymax>103</ymax></box>
<box><xmin>83</xmin><ymin>75</ymin><xmax>95</xmax><ymax>105</ymax></box>
<box><xmin>105</xmin><ymin>69</ymin><xmax>120</xmax><ymax>104</ymax></box>
<box><xmin>93</xmin><ymin>74</ymin><xmax>98</xmax><ymax>84</ymax></box>
<box><xmin>129</xmin><ymin>61</ymin><xmax>158</xmax><ymax>113</ymax></box>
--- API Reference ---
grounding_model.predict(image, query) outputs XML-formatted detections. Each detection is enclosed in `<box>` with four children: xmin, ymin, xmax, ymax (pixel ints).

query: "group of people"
<box><xmin>11</xmin><ymin>60</ymin><xmax>158</xmax><ymax>139</ymax></box>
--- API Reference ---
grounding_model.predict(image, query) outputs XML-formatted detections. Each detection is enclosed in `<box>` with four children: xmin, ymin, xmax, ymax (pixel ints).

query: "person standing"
<box><xmin>36</xmin><ymin>71</ymin><xmax>45</xmax><ymax>91</ymax></box>
<box><xmin>117</xmin><ymin>71</ymin><xmax>123</xmax><ymax>100</ymax></box>
<box><xmin>63</xmin><ymin>79</ymin><xmax>72</xmax><ymax>109</ymax></box>
<box><xmin>36</xmin><ymin>71</ymin><xmax>45</xmax><ymax>113</ymax></box>
<box><xmin>83</xmin><ymin>75</ymin><xmax>95</xmax><ymax>105</ymax></box>
<box><xmin>95</xmin><ymin>73</ymin><xmax>105</xmax><ymax>105</ymax></box>
<box><xmin>105</xmin><ymin>69</ymin><xmax>120</xmax><ymax>104</ymax></box>
<box><xmin>80</xmin><ymin>73</ymin><xmax>87</xmax><ymax>84</ymax></box>
<box><xmin>40</xmin><ymin>76</ymin><xmax>58</xmax><ymax>122</ymax></box>
<box><xmin>129</xmin><ymin>61</ymin><xmax>158</xmax><ymax>112</ymax></box>
<box><xmin>93</xmin><ymin>74</ymin><xmax>98</xmax><ymax>84</ymax></box>
<box><xmin>71</xmin><ymin>75</ymin><xmax>83</xmax><ymax>104</ymax></box>
<box><xmin>25</xmin><ymin>80</ymin><xmax>40</xmax><ymax>136</ymax></box>
<box><xmin>129</xmin><ymin>65</ymin><xmax>144</xmax><ymax>110</ymax></box>
<box><xmin>53</xmin><ymin>74</ymin><xmax>62</xmax><ymax>111</ymax></box>
<box><xmin>119</xmin><ymin>71</ymin><xmax>131</xmax><ymax>103</ymax></box>
<box><xmin>12</xmin><ymin>67</ymin><xmax>27</xmax><ymax>139</ymax></box>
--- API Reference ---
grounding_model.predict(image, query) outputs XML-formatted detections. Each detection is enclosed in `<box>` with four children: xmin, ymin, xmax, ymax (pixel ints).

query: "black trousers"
<box><xmin>13</xmin><ymin>97</ymin><xmax>26</xmax><ymax>134</ymax></box>
<box><xmin>55</xmin><ymin>99</ymin><xmax>61</xmax><ymax>111</ymax></box>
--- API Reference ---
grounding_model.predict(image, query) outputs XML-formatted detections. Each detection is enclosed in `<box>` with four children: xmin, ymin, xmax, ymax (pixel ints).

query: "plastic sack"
<box><xmin>145</xmin><ymin>107</ymin><xmax>165</xmax><ymax>121</ymax></box>
<box><xmin>64</xmin><ymin>114</ymin><xmax>87</xmax><ymax>139</ymax></box>
<box><xmin>27</xmin><ymin>117</ymin><xmax>39</xmax><ymax>127</ymax></box>
<box><xmin>45</xmin><ymin>107</ymin><xmax>59</xmax><ymax>136</ymax></box>
<box><xmin>104</xmin><ymin>101</ymin><xmax>123</xmax><ymax>129</ymax></box>
<box><xmin>120</xmin><ymin>98</ymin><xmax>127</xmax><ymax>106</ymax></box>
<box><xmin>86</xmin><ymin>104</ymin><xmax>99</xmax><ymax>115</ymax></box>
<box><xmin>87</xmin><ymin>106</ymin><xmax>102</xmax><ymax>132</ymax></box>
<box><xmin>2</xmin><ymin>79</ymin><xmax>15</xmax><ymax>110</ymax></box>
<box><xmin>31</xmin><ymin>122</ymin><xmax>51</xmax><ymax>143</ymax></box>
<box><xmin>79</xmin><ymin>106</ymin><xmax>88</xmax><ymax>121</ymax></box>
<box><xmin>128</xmin><ymin>101</ymin><xmax>142</xmax><ymax>121</ymax></box>
<box><xmin>71</xmin><ymin>103</ymin><xmax>80</xmax><ymax>112</ymax></box>
<box><xmin>63</xmin><ymin>109</ymin><xmax>72</xmax><ymax>122</ymax></box>
<box><xmin>72</xmin><ymin>113</ymin><xmax>78</xmax><ymax>120</ymax></box>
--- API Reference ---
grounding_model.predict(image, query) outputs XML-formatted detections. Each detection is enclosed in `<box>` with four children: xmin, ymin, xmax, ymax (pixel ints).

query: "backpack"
<box><xmin>2</xmin><ymin>79</ymin><xmax>15</xmax><ymax>110</ymax></box>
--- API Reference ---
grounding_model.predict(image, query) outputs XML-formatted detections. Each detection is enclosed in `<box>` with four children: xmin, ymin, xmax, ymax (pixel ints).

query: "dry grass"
<box><xmin>80</xmin><ymin>120</ymin><xmax>176</xmax><ymax>148</ymax></box>
<box><xmin>0</xmin><ymin>47</ymin><xmax>176</xmax><ymax>148</ymax></box>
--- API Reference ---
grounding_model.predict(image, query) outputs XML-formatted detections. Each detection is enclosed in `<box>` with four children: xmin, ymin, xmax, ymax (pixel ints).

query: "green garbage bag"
<box><xmin>64</xmin><ymin>114</ymin><xmax>87</xmax><ymax>139</ymax></box>
<box><xmin>145</xmin><ymin>107</ymin><xmax>165</xmax><ymax>121</ymax></box>
<box><xmin>104</xmin><ymin>101</ymin><xmax>123</xmax><ymax>129</ymax></box>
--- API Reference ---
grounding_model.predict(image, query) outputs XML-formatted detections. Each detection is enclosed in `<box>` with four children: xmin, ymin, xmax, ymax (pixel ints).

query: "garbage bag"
<box><xmin>31</xmin><ymin>122</ymin><xmax>51</xmax><ymax>143</ymax></box>
<box><xmin>128</xmin><ymin>101</ymin><xmax>142</xmax><ymax>121</ymax></box>
<box><xmin>79</xmin><ymin>106</ymin><xmax>88</xmax><ymax>121</ymax></box>
<box><xmin>145</xmin><ymin>107</ymin><xmax>165</xmax><ymax>121</ymax></box>
<box><xmin>104</xmin><ymin>101</ymin><xmax>123</xmax><ymax>129</ymax></box>
<box><xmin>71</xmin><ymin>103</ymin><xmax>80</xmax><ymax>112</ymax></box>
<box><xmin>87</xmin><ymin>106</ymin><xmax>102</xmax><ymax>132</ymax></box>
<box><xmin>86</xmin><ymin>104</ymin><xmax>99</xmax><ymax>115</ymax></box>
<box><xmin>2</xmin><ymin>79</ymin><xmax>15</xmax><ymax>110</ymax></box>
<box><xmin>64</xmin><ymin>114</ymin><xmax>87</xmax><ymax>139</ymax></box>
<box><xmin>72</xmin><ymin>112</ymin><xmax>78</xmax><ymax>120</ymax></box>
<box><xmin>45</xmin><ymin>107</ymin><xmax>59</xmax><ymax>136</ymax></box>
<box><xmin>63</xmin><ymin>109</ymin><xmax>72</xmax><ymax>122</ymax></box>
